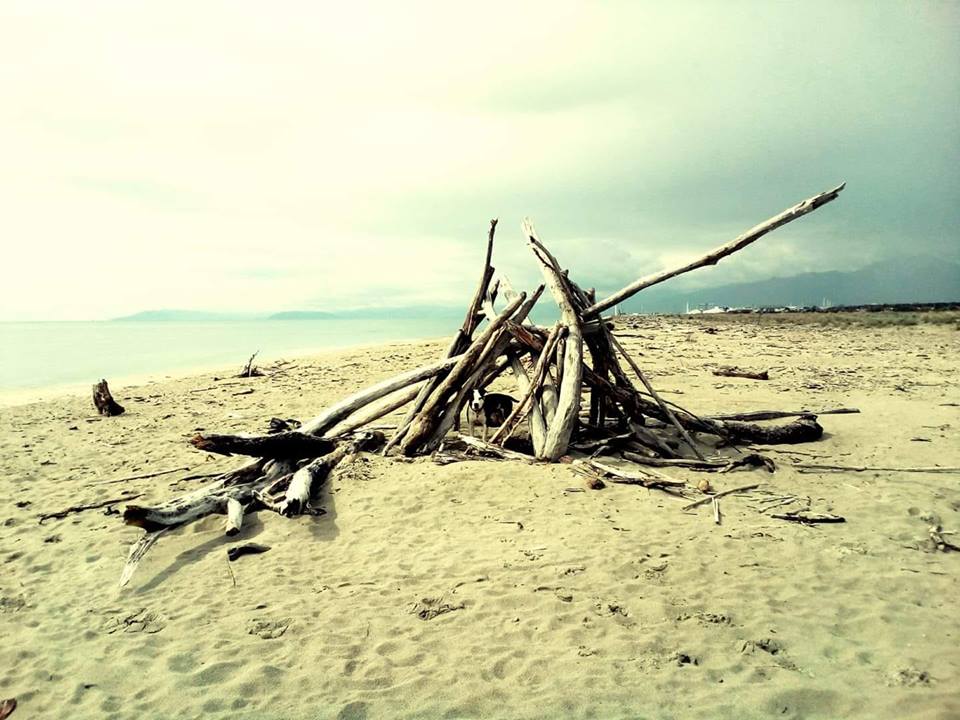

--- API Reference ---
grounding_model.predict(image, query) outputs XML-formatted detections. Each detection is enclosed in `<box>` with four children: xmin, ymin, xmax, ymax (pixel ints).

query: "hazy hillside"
<box><xmin>622</xmin><ymin>256</ymin><xmax>960</xmax><ymax>313</ymax></box>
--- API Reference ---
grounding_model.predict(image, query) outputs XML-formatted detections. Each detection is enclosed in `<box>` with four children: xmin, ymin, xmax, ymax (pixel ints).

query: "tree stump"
<box><xmin>93</xmin><ymin>379</ymin><xmax>125</xmax><ymax>416</ymax></box>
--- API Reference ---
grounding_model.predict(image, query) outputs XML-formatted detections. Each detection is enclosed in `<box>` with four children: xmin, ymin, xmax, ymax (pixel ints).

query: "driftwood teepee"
<box><xmin>118</xmin><ymin>183</ymin><xmax>846</xmax><ymax>585</ymax></box>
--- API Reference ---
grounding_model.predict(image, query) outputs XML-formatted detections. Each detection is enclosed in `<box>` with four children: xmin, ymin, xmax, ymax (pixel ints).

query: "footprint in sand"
<box><xmin>102</xmin><ymin>608</ymin><xmax>167</xmax><ymax>634</ymax></box>
<box><xmin>739</xmin><ymin>637</ymin><xmax>798</xmax><ymax>671</ymax></box>
<box><xmin>246</xmin><ymin>617</ymin><xmax>291</xmax><ymax>639</ymax></box>
<box><xmin>0</xmin><ymin>594</ymin><xmax>26</xmax><ymax>613</ymax></box>
<box><xmin>887</xmin><ymin>667</ymin><xmax>933</xmax><ymax>687</ymax></box>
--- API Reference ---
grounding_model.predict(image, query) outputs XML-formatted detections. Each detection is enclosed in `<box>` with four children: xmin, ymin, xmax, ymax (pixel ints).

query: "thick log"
<box><xmin>584</xmin><ymin>184</ymin><xmax>846</xmax><ymax>318</ymax></box>
<box><xmin>124</xmin><ymin>490</ymin><xmax>237</xmax><ymax>532</ymax></box>
<box><xmin>523</xmin><ymin>220</ymin><xmax>584</xmax><ymax>460</ymax></box>
<box><xmin>190</xmin><ymin>431</ymin><xmax>336</xmax><ymax>458</ymax></box>
<box><xmin>93</xmin><ymin>379</ymin><xmax>125</xmax><ymax>416</ymax></box>
<box><xmin>717</xmin><ymin>416</ymin><xmax>824</xmax><ymax>444</ymax></box>
<box><xmin>123</xmin><ymin>460</ymin><xmax>267</xmax><ymax>531</ymax></box>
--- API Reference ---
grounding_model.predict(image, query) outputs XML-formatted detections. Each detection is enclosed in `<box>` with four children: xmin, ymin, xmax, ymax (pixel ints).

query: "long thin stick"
<box><xmin>384</xmin><ymin>219</ymin><xmax>500</xmax><ymax>455</ymax></box>
<box><xmin>708</xmin><ymin>408</ymin><xmax>860</xmax><ymax>422</ymax></box>
<box><xmin>98</xmin><ymin>466</ymin><xmax>190</xmax><ymax>485</ymax></box>
<box><xmin>682</xmin><ymin>483</ymin><xmax>761</xmax><ymax>511</ymax></box>
<box><xmin>584</xmin><ymin>458</ymin><xmax>684</xmax><ymax>487</ymax></box>
<box><xmin>610</xmin><ymin>334</ymin><xmax>705</xmax><ymax>460</ymax></box>
<box><xmin>584</xmin><ymin>183</ymin><xmax>845</xmax><ymax>317</ymax></box>
<box><xmin>790</xmin><ymin>463</ymin><xmax>960</xmax><ymax>474</ymax></box>
<box><xmin>39</xmin><ymin>494</ymin><xmax>144</xmax><ymax>524</ymax></box>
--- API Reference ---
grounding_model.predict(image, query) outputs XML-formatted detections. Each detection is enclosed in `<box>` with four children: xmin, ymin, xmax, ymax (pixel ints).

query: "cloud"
<box><xmin>1</xmin><ymin>1</ymin><xmax>957</xmax><ymax>319</ymax></box>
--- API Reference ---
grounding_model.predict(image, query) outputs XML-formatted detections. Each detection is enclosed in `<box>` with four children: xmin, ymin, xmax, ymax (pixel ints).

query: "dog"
<box><xmin>467</xmin><ymin>388</ymin><xmax>516</xmax><ymax>440</ymax></box>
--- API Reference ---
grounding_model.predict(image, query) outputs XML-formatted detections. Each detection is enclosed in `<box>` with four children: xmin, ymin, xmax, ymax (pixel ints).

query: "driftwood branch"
<box><xmin>682</xmin><ymin>483</ymin><xmax>762</xmax><ymax>511</ymax></box>
<box><xmin>718</xmin><ymin>416</ymin><xmax>823</xmax><ymax>445</ymax></box>
<box><xmin>190</xmin><ymin>431</ymin><xmax>336</xmax><ymax>458</ymax></box>
<box><xmin>609</xmin><ymin>334</ymin><xmax>705</xmax><ymax>460</ymax></box>
<box><xmin>707</xmin><ymin>408</ymin><xmax>859</xmax><ymax>422</ymax></box>
<box><xmin>524</xmin><ymin>220</ymin><xmax>584</xmax><ymax>460</ymax></box>
<box><xmin>386</xmin><ymin>220</ymin><xmax>499</xmax><ymax>454</ymax></box>
<box><xmin>712</xmin><ymin>366</ymin><xmax>769</xmax><ymax>380</ymax></box>
<box><xmin>300</xmin><ymin>353</ymin><xmax>465</xmax><ymax>437</ymax></box>
<box><xmin>489</xmin><ymin>323</ymin><xmax>565</xmax><ymax>446</ymax></box>
<box><xmin>584</xmin><ymin>183</ymin><xmax>846</xmax><ymax>317</ymax></box>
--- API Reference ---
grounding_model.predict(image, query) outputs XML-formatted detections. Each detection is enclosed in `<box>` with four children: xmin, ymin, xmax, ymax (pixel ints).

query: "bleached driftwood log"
<box><xmin>299</xmin><ymin>353</ymin><xmax>466</xmax><ymax>436</ymax></box>
<box><xmin>326</xmin><ymin>384</ymin><xmax>422</xmax><ymax>437</ymax></box>
<box><xmin>524</xmin><ymin>221</ymin><xmax>584</xmax><ymax>460</ymax></box>
<box><xmin>225</xmin><ymin>497</ymin><xmax>245</xmax><ymax>536</ymax></box>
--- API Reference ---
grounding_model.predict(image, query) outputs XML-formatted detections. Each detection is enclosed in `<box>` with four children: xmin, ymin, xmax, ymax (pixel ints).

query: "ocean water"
<box><xmin>0</xmin><ymin>318</ymin><xmax>455</xmax><ymax>394</ymax></box>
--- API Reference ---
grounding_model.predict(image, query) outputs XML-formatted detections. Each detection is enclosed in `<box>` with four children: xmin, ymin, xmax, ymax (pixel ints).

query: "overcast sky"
<box><xmin>2</xmin><ymin>1</ymin><xmax>957</xmax><ymax>320</ymax></box>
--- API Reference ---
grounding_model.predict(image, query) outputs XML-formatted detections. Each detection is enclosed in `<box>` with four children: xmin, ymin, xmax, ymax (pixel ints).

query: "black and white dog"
<box><xmin>467</xmin><ymin>388</ymin><xmax>516</xmax><ymax>440</ymax></box>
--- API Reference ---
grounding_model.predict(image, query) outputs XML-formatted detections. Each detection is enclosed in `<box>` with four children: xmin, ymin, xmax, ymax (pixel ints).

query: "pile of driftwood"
<box><xmin>117</xmin><ymin>184</ymin><xmax>847</xmax><ymax>585</ymax></box>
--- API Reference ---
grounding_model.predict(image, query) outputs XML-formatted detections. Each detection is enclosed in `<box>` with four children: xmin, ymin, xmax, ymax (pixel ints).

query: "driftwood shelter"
<box><xmin>117</xmin><ymin>184</ymin><xmax>848</xmax><ymax>586</ymax></box>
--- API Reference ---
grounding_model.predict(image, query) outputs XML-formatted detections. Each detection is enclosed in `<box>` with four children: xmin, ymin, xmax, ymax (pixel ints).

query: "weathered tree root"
<box><xmin>93</xmin><ymin>379</ymin><xmax>125</xmax><ymax>416</ymax></box>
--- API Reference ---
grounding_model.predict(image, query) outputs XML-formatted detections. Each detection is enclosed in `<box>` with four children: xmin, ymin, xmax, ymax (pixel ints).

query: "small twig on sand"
<box><xmin>712</xmin><ymin>366</ymin><xmax>769</xmax><ymax>380</ymax></box>
<box><xmin>771</xmin><ymin>511</ymin><xmax>845</xmax><ymax>524</ymax></box>
<box><xmin>682</xmin><ymin>483</ymin><xmax>762</xmax><ymax>511</ymax></box>
<box><xmin>713</xmin><ymin>497</ymin><xmax>721</xmax><ymax>524</ymax></box>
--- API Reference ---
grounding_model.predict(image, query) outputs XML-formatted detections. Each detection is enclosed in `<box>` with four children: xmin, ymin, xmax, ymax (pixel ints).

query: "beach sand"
<box><xmin>1</xmin><ymin>315</ymin><xmax>958</xmax><ymax>719</ymax></box>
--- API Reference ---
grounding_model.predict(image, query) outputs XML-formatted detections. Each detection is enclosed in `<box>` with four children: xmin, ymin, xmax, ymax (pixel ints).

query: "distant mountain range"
<box><xmin>618</xmin><ymin>256</ymin><xmax>960</xmax><ymax>313</ymax></box>
<box><xmin>114</xmin><ymin>256</ymin><xmax>959</xmax><ymax>321</ymax></box>
<box><xmin>114</xmin><ymin>306</ymin><xmax>467</xmax><ymax>322</ymax></box>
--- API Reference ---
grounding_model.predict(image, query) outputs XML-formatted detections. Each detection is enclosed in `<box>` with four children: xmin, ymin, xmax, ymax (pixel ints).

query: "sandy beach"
<box><xmin>1</xmin><ymin>314</ymin><xmax>958</xmax><ymax>719</ymax></box>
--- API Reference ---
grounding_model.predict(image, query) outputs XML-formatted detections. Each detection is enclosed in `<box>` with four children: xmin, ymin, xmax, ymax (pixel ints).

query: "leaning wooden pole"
<box><xmin>523</xmin><ymin>220</ymin><xmax>584</xmax><ymax>460</ymax></box>
<box><xmin>384</xmin><ymin>219</ymin><xmax>499</xmax><ymax>454</ymax></box>
<box><xmin>609</xmin><ymin>333</ymin><xmax>705</xmax><ymax>460</ymax></box>
<box><xmin>583</xmin><ymin>183</ymin><xmax>846</xmax><ymax>318</ymax></box>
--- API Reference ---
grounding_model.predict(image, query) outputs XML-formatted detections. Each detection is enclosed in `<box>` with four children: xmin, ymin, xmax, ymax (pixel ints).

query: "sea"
<box><xmin>0</xmin><ymin>318</ymin><xmax>457</xmax><ymax>403</ymax></box>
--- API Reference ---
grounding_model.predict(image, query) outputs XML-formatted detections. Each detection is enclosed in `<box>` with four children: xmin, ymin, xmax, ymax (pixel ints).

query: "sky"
<box><xmin>1</xmin><ymin>1</ymin><xmax>957</xmax><ymax>320</ymax></box>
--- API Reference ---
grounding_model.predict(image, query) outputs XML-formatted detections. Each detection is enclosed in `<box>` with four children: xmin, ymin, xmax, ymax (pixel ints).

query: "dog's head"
<box><xmin>469</xmin><ymin>388</ymin><xmax>485</xmax><ymax>413</ymax></box>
